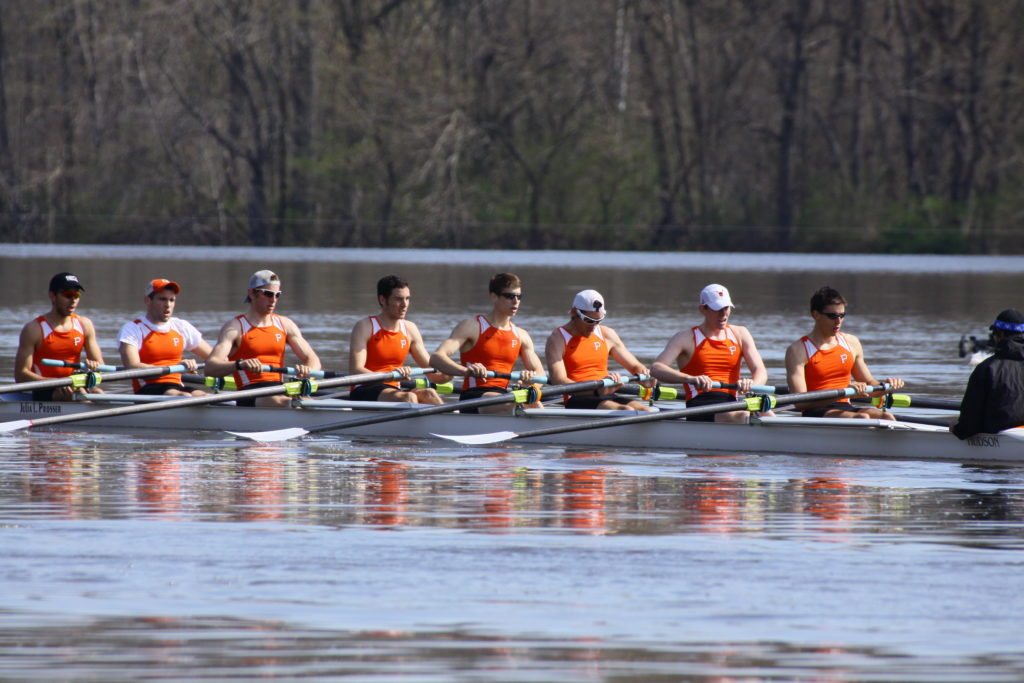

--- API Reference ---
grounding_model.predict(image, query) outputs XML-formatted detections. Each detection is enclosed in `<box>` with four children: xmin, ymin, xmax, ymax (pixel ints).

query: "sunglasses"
<box><xmin>578</xmin><ymin>311</ymin><xmax>605</xmax><ymax>325</ymax></box>
<box><xmin>499</xmin><ymin>292</ymin><xmax>523</xmax><ymax>300</ymax></box>
<box><xmin>820</xmin><ymin>311</ymin><xmax>846</xmax><ymax>320</ymax></box>
<box><xmin>253</xmin><ymin>289</ymin><xmax>282</xmax><ymax>299</ymax></box>
<box><xmin>58</xmin><ymin>290</ymin><xmax>82</xmax><ymax>299</ymax></box>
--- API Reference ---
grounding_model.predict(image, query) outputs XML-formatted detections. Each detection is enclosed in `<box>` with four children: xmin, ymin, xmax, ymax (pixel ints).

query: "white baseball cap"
<box><xmin>572</xmin><ymin>289</ymin><xmax>606</xmax><ymax>313</ymax></box>
<box><xmin>245</xmin><ymin>269</ymin><xmax>279</xmax><ymax>302</ymax></box>
<box><xmin>699</xmin><ymin>283</ymin><xmax>735</xmax><ymax>310</ymax></box>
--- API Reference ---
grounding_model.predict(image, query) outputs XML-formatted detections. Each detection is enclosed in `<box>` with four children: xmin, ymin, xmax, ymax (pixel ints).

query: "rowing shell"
<box><xmin>2</xmin><ymin>392</ymin><xmax>1020</xmax><ymax>463</ymax></box>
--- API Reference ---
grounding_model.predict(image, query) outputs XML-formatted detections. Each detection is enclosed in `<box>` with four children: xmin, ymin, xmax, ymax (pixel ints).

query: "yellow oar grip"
<box><xmin>744</xmin><ymin>395</ymin><xmax>777</xmax><ymax>411</ymax></box>
<box><xmin>873</xmin><ymin>393</ymin><xmax>911</xmax><ymax>408</ymax></box>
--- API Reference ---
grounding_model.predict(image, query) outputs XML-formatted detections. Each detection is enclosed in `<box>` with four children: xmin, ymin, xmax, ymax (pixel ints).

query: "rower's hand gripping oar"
<box><xmin>0</xmin><ymin>363</ymin><xmax>195</xmax><ymax>396</ymax></box>
<box><xmin>433</xmin><ymin>385</ymin><xmax>891</xmax><ymax>446</ymax></box>
<box><xmin>0</xmin><ymin>369</ymin><xmax>429</xmax><ymax>433</ymax></box>
<box><xmin>226</xmin><ymin>376</ymin><xmax>648</xmax><ymax>443</ymax></box>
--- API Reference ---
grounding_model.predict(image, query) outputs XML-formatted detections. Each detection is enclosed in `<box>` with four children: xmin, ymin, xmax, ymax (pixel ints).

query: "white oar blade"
<box><xmin>227</xmin><ymin>427</ymin><xmax>310</xmax><ymax>442</ymax></box>
<box><xmin>431</xmin><ymin>431</ymin><xmax>518</xmax><ymax>445</ymax></box>
<box><xmin>0</xmin><ymin>420</ymin><xmax>33</xmax><ymax>434</ymax></box>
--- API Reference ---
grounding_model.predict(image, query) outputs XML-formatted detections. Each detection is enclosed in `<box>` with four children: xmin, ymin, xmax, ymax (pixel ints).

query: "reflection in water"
<box><xmin>562</xmin><ymin>468</ymin><xmax>607</xmax><ymax>534</ymax></box>
<box><xmin>26</xmin><ymin>443</ymin><xmax>100</xmax><ymax>518</ymax></box>
<box><xmin>136</xmin><ymin>453</ymin><xmax>182</xmax><ymax>516</ymax></box>
<box><xmin>237</xmin><ymin>451</ymin><xmax>285</xmax><ymax>521</ymax></box>
<box><xmin>365</xmin><ymin>459</ymin><xmax>408</xmax><ymax>526</ymax></box>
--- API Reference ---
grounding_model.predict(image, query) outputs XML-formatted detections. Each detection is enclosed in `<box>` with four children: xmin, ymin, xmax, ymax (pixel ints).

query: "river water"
<box><xmin>0</xmin><ymin>245</ymin><xmax>1022</xmax><ymax>681</ymax></box>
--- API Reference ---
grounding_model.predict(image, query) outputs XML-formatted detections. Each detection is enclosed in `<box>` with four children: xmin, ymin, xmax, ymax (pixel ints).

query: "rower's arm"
<box><xmin>406</xmin><ymin>321</ymin><xmax>450</xmax><ymax>382</ymax></box>
<box><xmin>849</xmin><ymin>334</ymin><xmax>904</xmax><ymax>392</ymax></box>
<box><xmin>738</xmin><ymin>326</ymin><xmax>769</xmax><ymax>386</ymax></box>
<box><xmin>13</xmin><ymin>322</ymin><xmax>42</xmax><ymax>382</ymax></box>
<box><xmin>81</xmin><ymin>317</ymin><xmax>105</xmax><ymax>368</ymax></box>
<box><xmin>348</xmin><ymin>318</ymin><xmax>372</xmax><ymax>375</ymax></box>
<box><xmin>205</xmin><ymin>320</ymin><xmax>241</xmax><ymax>377</ymax></box>
<box><xmin>543</xmin><ymin>331</ymin><xmax>571</xmax><ymax>385</ymax></box>
<box><xmin>784</xmin><ymin>341</ymin><xmax>809</xmax><ymax>395</ymax></box>
<box><xmin>606</xmin><ymin>326</ymin><xmax>651</xmax><ymax>378</ymax></box>
<box><xmin>283</xmin><ymin>317</ymin><xmax>321</xmax><ymax>372</ymax></box>
<box><xmin>516</xmin><ymin>329</ymin><xmax>546</xmax><ymax>374</ymax></box>
<box><xmin>650</xmin><ymin>331</ymin><xmax>694</xmax><ymax>383</ymax></box>
<box><xmin>428</xmin><ymin>318</ymin><xmax>479</xmax><ymax>376</ymax></box>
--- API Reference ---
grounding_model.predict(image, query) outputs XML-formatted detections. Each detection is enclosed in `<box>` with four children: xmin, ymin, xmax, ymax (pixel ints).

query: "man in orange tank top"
<box><xmin>118</xmin><ymin>279</ymin><xmax>212</xmax><ymax>396</ymax></box>
<box><xmin>784</xmin><ymin>286</ymin><xmax>904</xmax><ymax>419</ymax></box>
<box><xmin>651</xmin><ymin>284</ymin><xmax>772</xmax><ymax>423</ymax></box>
<box><xmin>14</xmin><ymin>272</ymin><xmax>105</xmax><ymax>402</ymax></box>
<box><xmin>429</xmin><ymin>273</ymin><xmax>545</xmax><ymax>414</ymax></box>
<box><xmin>545</xmin><ymin>289</ymin><xmax>654</xmax><ymax>411</ymax></box>
<box><xmin>206</xmin><ymin>269</ymin><xmax>321</xmax><ymax>407</ymax></box>
<box><xmin>349</xmin><ymin>275</ymin><xmax>447</xmax><ymax>404</ymax></box>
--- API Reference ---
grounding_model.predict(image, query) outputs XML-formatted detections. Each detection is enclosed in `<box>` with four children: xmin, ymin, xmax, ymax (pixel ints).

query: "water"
<box><xmin>1</xmin><ymin>246</ymin><xmax>1023</xmax><ymax>681</ymax></box>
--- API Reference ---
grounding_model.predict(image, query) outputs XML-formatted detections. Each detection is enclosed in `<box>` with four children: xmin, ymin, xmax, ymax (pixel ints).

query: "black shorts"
<box><xmin>458</xmin><ymin>386</ymin><xmax>509</xmax><ymax>414</ymax></box>
<box><xmin>685</xmin><ymin>391</ymin><xmax>738</xmax><ymax>422</ymax></box>
<box><xmin>348</xmin><ymin>384</ymin><xmax>390</xmax><ymax>402</ymax></box>
<box><xmin>31</xmin><ymin>388</ymin><xmax>57</xmax><ymax>402</ymax></box>
<box><xmin>801</xmin><ymin>401</ymin><xmax>863</xmax><ymax>418</ymax></box>
<box><xmin>235</xmin><ymin>381</ymin><xmax>282</xmax><ymax>407</ymax></box>
<box><xmin>137</xmin><ymin>383</ymin><xmax>188</xmax><ymax>395</ymax></box>
<box><xmin>564</xmin><ymin>394</ymin><xmax>635</xmax><ymax>410</ymax></box>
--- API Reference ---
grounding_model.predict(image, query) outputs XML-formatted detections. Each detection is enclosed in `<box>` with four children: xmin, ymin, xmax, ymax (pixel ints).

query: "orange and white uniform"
<box><xmin>801</xmin><ymin>333</ymin><xmax>854</xmax><ymax>403</ymax></box>
<box><xmin>31</xmin><ymin>314</ymin><xmax>85</xmax><ymax>378</ymax></box>
<box><xmin>118</xmin><ymin>317</ymin><xmax>206</xmax><ymax>391</ymax></box>
<box><xmin>460</xmin><ymin>316</ymin><xmax>523</xmax><ymax>390</ymax></box>
<box><xmin>558</xmin><ymin>325</ymin><xmax>609</xmax><ymax>382</ymax></box>
<box><xmin>361</xmin><ymin>316</ymin><xmax>410</xmax><ymax>387</ymax></box>
<box><xmin>229</xmin><ymin>314</ymin><xmax>286</xmax><ymax>387</ymax></box>
<box><xmin>681</xmin><ymin>325</ymin><xmax>742</xmax><ymax>399</ymax></box>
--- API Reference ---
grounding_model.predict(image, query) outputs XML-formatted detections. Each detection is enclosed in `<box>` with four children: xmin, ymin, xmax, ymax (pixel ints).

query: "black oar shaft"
<box><xmin>297</xmin><ymin>379</ymin><xmax>610</xmax><ymax>436</ymax></box>
<box><xmin>0</xmin><ymin>365</ymin><xmax>188</xmax><ymax>394</ymax></box>
<box><xmin>503</xmin><ymin>387</ymin><xmax>875</xmax><ymax>441</ymax></box>
<box><xmin>10</xmin><ymin>370</ymin><xmax>409</xmax><ymax>429</ymax></box>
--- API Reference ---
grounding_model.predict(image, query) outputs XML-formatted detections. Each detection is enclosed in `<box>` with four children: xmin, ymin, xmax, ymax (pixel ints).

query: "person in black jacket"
<box><xmin>952</xmin><ymin>309</ymin><xmax>1024</xmax><ymax>439</ymax></box>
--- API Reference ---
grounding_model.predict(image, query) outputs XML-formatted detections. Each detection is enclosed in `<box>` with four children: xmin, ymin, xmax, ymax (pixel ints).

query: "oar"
<box><xmin>0</xmin><ymin>369</ymin><xmax>424</xmax><ymax>433</ymax></box>
<box><xmin>434</xmin><ymin>385</ymin><xmax>890</xmax><ymax>445</ymax></box>
<box><xmin>227</xmin><ymin>376</ymin><xmax>645</xmax><ymax>442</ymax></box>
<box><xmin>0</xmin><ymin>364</ymin><xmax>194</xmax><ymax>396</ymax></box>
<box><xmin>854</xmin><ymin>394</ymin><xmax>960</xmax><ymax>411</ymax></box>
<box><xmin>181</xmin><ymin>374</ymin><xmax>238</xmax><ymax>391</ymax></box>
<box><xmin>318</xmin><ymin>378</ymin><xmax>457</xmax><ymax>399</ymax></box>
<box><xmin>42</xmin><ymin>359</ymin><xmax>123</xmax><ymax>372</ymax></box>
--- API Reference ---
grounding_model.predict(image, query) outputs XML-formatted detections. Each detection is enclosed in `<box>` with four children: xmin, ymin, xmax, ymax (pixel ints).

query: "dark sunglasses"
<box><xmin>820</xmin><ymin>311</ymin><xmax>846</xmax><ymax>320</ymax></box>
<box><xmin>253</xmin><ymin>289</ymin><xmax>282</xmax><ymax>299</ymax></box>
<box><xmin>499</xmin><ymin>292</ymin><xmax>523</xmax><ymax>300</ymax></box>
<box><xmin>578</xmin><ymin>311</ymin><xmax>605</xmax><ymax>325</ymax></box>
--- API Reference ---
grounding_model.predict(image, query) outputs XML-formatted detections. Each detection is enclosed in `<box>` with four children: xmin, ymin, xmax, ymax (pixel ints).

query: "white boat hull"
<box><xmin>3</xmin><ymin>394</ymin><xmax>1021</xmax><ymax>464</ymax></box>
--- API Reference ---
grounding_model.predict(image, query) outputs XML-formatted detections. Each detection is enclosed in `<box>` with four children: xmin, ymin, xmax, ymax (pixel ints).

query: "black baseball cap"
<box><xmin>48</xmin><ymin>272</ymin><xmax>85</xmax><ymax>292</ymax></box>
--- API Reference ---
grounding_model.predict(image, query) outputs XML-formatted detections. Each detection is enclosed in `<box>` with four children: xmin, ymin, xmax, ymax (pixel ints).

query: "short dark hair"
<box><xmin>489</xmin><ymin>273</ymin><xmax>521</xmax><ymax>295</ymax></box>
<box><xmin>377</xmin><ymin>275</ymin><xmax>409</xmax><ymax>300</ymax></box>
<box><xmin>810</xmin><ymin>286</ymin><xmax>846</xmax><ymax>313</ymax></box>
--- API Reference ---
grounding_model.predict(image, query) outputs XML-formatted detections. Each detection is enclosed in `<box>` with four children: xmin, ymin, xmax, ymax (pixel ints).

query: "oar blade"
<box><xmin>227</xmin><ymin>427</ymin><xmax>310</xmax><ymax>442</ymax></box>
<box><xmin>431</xmin><ymin>430</ymin><xmax>519</xmax><ymax>445</ymax></box>
<box><xmin>0</xmin><ymin>419</ymin><xmax>33</xmax><ymax>434</ymax></box>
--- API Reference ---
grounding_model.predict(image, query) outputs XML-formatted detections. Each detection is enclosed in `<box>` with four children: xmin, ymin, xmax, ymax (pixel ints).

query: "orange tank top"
<box><xmin>131</xmin><ymin>319</ymin><xmax>187</xmax><ymax>391</ymax></box>
<box><xmin>230</xmin><ymin>314</ymin><xmax>286</xmax><ymax>387</ymax></box>
<box><xmin>681</xmin><ymin>325</ymin><xmax>742</xmax><ymax>399</ymax></box>
<box><xmin>802</xmin><ymin>333</ymin><xmax>854</xmax><ymax>402</ymax></box>
<box><xmin>363</xmin><ymin>316</ymin><xmax>410</xmax><ymax>387</ymax></box>
<box><xmin>461</xmin><ymin>316</ymin><xmax>523</xmax><ymax>389</ymax></box>
<box><xmin>31</xmin><ymin>315</ymin><xmax>85</xmax><ymax>378</ymax></box>
<box><xmin>559</xmin><ymin>325</ymin><xmax>608</xmax><ymax>382</ymax></box>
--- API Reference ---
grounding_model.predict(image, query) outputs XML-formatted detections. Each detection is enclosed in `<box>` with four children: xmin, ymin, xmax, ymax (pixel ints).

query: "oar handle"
<box><xmin>42</xmin><ymin>359</ymin><xmax>123</xmax><ymax>373</ymax></box>
<box><xmin>268</xmin><ymin>366</ymin><xmax>429</xmax><ymax>380</ymax></box>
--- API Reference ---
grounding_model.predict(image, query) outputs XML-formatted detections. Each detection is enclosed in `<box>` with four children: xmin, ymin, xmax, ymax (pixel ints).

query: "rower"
<box><xmin>784</xmin><ymin>286</ymin><xmax>904</xmax><ymax>420</ymax></box>
<box><xmin>14</xmin><ymin>272</ymin><xmax>106</xmax><ymax>401</ymax></box>
<box><xmin>651</xmin><ymin>283</ymin><xmax>773</xmax><ymax>423</ymax></box>
<box><xmin>348</xmin><ymin>275</ymin><xmax>447</xmax><ymax>405</ymax></box>
<box><xmin>205</xmin><ymin>269</ymin><xmax>321</xmax><ymax>407</ymax></box>
<box><xmin>428</xmin><ymin>272</ymin><xmax>545</xmax><ymax>414</ymax></box>
<box><xmin>117</xmin><ymin>278</ymin><xmax>212</xmax><ymax>396</ymax></box>
<box><xmin>544</xmin><ymin>289</ymin><xmax>655</xmax><ymax>411</ymax></box>
<box><xmin>952</xmin><ymin>309</ymin><xmax>1024</xmax><ymax>439</ymax></box>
